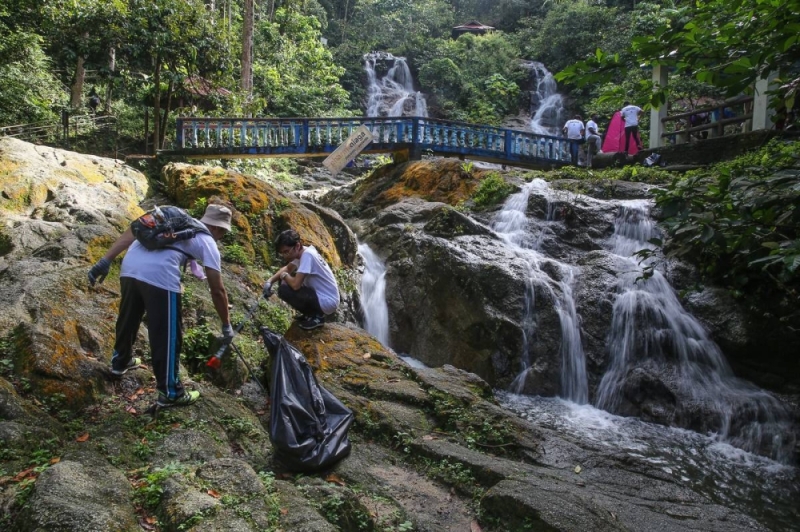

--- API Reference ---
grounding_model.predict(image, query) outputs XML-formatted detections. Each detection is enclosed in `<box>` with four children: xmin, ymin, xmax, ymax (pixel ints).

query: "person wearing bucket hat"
<box><xmin>88</xmin><ymin>203</ymin><xmax>234</xmax><ymax>408</ymax></box>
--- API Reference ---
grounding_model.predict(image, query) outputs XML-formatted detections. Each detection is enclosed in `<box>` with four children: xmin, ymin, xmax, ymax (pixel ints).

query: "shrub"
<box><xmin>471</xmin><ymin>172</ymin><xmax>515</xmax><ymax>208</ymax></box>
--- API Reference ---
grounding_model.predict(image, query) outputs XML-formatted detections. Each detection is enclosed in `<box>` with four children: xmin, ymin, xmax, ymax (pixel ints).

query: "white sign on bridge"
<box><xmin>322</xmin><ymin>125</ymin><xmax>373</xmax><ymax>176</ymax></box>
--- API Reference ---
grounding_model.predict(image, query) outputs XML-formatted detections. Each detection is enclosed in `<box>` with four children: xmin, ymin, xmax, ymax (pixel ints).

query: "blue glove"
<box><xmin>221</xmin><ymin>323</ymin><xmax>235</xmax><ymax>343</ymax></box>
<box><xmin>88</xmin><ymin>258</ymin><xmax>111</xmax><ymax>286</ymax></box>
<box><xmin>262</xmin><ymin>281</ymin><xmax>273</xmax><ymax>298</ymax></box>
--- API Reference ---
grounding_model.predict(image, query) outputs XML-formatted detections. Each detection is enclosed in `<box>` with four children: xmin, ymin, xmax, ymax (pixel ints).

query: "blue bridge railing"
<box><xmin>170</xmin><ymin>116</ymin><xmax>575</xmax><ymax>167</ymax></box>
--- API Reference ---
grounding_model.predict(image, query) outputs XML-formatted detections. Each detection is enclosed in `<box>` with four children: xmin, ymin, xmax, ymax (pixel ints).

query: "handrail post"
<box><xmin>504</xmin><ymin>129</ymin><xmax>513</xmax><ymax>159</ymax></box>
<box><xmin>176</xmin><ymin>118</ymin><xmax>184</xmax><ymax>148</ymax></box>
<box><xmin>649</xmin><ymin>64</ymin><xmax>668</xmax><ymax>149</ymax></box>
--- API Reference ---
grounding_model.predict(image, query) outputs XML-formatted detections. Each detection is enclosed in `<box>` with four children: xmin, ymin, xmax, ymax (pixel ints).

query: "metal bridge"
<box><xmin>165</xmin><ymin>116</ymin><xmax>575</xmax><ymax>169</ymax></box>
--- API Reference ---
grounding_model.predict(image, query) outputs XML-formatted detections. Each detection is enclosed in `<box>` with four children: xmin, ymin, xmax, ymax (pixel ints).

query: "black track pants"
<box><xmin>112</xmin><ymin>277</ymin><xmax>184</xmax><ymax>400</ymax></box>
<box><xmin>278</xmin><ymin>282</ymin><xmax>323</xmax><ymax>317</ymax></box>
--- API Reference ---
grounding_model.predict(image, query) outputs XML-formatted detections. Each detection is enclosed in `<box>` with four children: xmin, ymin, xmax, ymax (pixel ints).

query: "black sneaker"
<box><xmin>298</xmin><ymin>315</ymin><xmax>325</xmax><ymax>330</ymax></box>
<box><xmin>110</xmin><ymin>357</ymin><xmax>142</xmax><ymax>376</ymax></box>
<box><xmin>156</xmin><ymin>390</ymin><xmax>200</xmax><ymax>408</ymax></box>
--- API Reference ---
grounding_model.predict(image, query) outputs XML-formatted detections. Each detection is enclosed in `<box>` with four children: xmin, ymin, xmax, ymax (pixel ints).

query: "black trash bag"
<box><xmin>260</xmin><ymin>327</ymin><xmax>354</xmax><ymax>472</ymax></box>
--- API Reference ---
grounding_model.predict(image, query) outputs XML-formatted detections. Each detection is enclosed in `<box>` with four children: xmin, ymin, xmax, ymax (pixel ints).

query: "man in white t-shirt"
<box><xmin>87</xmin><ymin>204</ymin><xmax>233</xmax><ymax>408</ymax></box>
<box><xmin>561</xmin><ymin>114</ymin><xmax>585</xmax><ymax>165</ymax></box>
<box><xmin>264</xmin><ymin>229</ymin><xmax>340</xmax><ymax>330</ymax></box>
<box><xmin>585</xmin><ymin>114</ymin><xmax>602</xmax><ymax>154</ymax></box>
<box><xmin>620</xmin><ymin>101</ymin><xmax>644</xmax><ymax>153</ymax></box>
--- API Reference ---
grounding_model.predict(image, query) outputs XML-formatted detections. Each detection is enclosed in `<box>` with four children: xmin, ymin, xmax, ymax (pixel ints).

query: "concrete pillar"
<box><xmin>752</xmin><ymin>71</ymin><xmax>778</xmax><ymax>130</ymax></box>
<box><xmin>649</xmin><ymin>64</ymin><xmax>669</xmax><ymax>149</ymax></box>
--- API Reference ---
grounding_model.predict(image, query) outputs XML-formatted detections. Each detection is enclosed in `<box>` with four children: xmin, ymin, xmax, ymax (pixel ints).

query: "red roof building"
<box><xmin>452</xmin><ymin>21</ymin><xmax>495</xmax><ymax>39</ymax></box>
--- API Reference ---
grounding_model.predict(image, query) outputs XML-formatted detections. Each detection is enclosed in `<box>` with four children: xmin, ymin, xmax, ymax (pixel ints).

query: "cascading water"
<box><xmin>358</xmin><ymin>243</ymin><xmax>390</xmax><ymax>346</ymax></box>
<box><xmin>492</xmin><ymin>179</ymin><xmax>588</xmax><ymax>403</ymax></box>
<box><xmin>524</xmin><ymin>61</ymin><xmax>564</xmax><ymax>136</ymax></box>
<box><xmin>364</xmin><ymin>52</ymin><xmax>428</xmax><ymax>118</ymax></box>
<box><xmin>596</xmin><ymin>201</ymin><xmax>795</xmax><ymax>462</ymax></box>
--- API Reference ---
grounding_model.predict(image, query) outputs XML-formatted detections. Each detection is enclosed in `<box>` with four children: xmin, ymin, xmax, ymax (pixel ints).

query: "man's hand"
<box><xmin>88</xmin><ymin>258</ymin><xmax>111</xmax><ymax>286</ymax></box>
<box><xmin>262</xmin><ymin>281</ymin><xmax>273</xmax><ymax>298</ymax></box>
<box><xmin>221</xmin><ymin>323</ymin><xmax>235</xmax><ymax>344</ymax></box>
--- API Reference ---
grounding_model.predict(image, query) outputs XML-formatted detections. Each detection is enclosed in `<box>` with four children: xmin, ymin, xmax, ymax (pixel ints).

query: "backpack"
<box><xmin>130</xmin><ymin>206</ymin><xmax>211</xmax><ymax>251</ymax></box>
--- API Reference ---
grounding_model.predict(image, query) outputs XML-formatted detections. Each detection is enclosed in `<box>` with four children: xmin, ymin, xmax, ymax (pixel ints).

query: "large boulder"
<box><xmin>0</xmin><ymin>138</ymin><xmax>148</xmax><ymax>407</ymax></box>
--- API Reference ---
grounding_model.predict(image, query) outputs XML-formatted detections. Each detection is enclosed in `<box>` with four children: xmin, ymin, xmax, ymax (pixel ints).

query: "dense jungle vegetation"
<box><xmin>1</xmin><ymin>0</ymin><xmax>797</xmax><ymax>135</ymax></box>
<box><xmin>1</xmin><ymin>0</ymin><xmax>798</xmax><ymax>293</ymax></box>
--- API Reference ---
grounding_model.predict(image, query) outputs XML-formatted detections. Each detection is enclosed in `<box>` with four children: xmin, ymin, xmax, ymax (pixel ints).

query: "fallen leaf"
<box><xmin>387</xmin><ymin>378</ymin><xmax>400</xmax><ymax>383</ymax></box>
<box><xmin>207</xmin><ymin>489</ymin><xmax>221</xmax><ymax>498</ymax></box>
<box><xmin>13</xmin><ymin>467</ymin><xmax>35</xmax><ymax>482</ymax></box>
<box><xmin>363</xmin><ymin>353</ymin><xmax>371</xmax><ymax>360</ymax></box>
<box><xmin>423</xmin><ymin>435</ymin><xmax>435</xmax><ymax>441</ymax></box>
<box><xmin>280</xmin><ymin>508</ymin><xmax>288</xmax><ymax>515</ymax></box>
<box><xmin>49</xmin><ymin>457</ymin><xmax>61</xmax><ymax>465</ymax></box>
<box><xmin>171</xmin><ymin>423</ymin><xmax>181</xmax><ymax>429</ymax></box>
<box><xmin>125</xmin><ymin>405</ymin><xmax>137</xmax><ymax>415</ymax></box>
<box><xmin>574</xmin><ymin>465</ymin><xmax>582</xmax><ymax>474</ymax></box>
<box><xmin>470</xmin><ymin>520</ymin><xmax>483</xmax><ymax>532</ymax></box>
<box><xmin>145</xmin><ymin>516</ymin><xmax>157</xmax><ymax>524</ymax></box>
<box><xmin>325</xmin><ymin>473</ymin><xmax>346</xmax><ymax>486</ymax></box>
<box><xmin>76</xmin><ymin>433</ymin><xmax>90</xmax><ymax>442</ymax></box>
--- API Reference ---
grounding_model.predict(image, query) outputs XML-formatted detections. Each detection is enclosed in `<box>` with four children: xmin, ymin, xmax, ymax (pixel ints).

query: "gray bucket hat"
<box><xmin>200</xmin><ymin>204</ymin><xmax>232</xmax><ymax>231</ymax></box>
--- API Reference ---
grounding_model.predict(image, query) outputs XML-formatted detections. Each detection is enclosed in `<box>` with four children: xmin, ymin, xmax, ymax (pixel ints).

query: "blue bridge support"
<box><xmin>163</xmin><ymin>116</ymin><xmax>576</xmax><ymax>169</ymax></box>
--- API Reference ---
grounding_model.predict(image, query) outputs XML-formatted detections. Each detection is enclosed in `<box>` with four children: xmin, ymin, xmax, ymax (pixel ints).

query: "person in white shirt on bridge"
<box><xmin>585</xmin><ymin>114</ymin><xmax>603</xmax><ymax>155</ymax></box>
<box><xmin>562</xmin><ymin>115</ymin><xmax>585</xmax><ymax>165</ymax></box>
<box><xmin>620</xmin><ymin>102</ymin><xmax>644</xmax><ymax>153</ymax></box>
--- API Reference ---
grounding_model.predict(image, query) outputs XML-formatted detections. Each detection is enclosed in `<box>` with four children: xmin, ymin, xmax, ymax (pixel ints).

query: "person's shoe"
<box><xmin>157</xmin><ymin>390</ymin><xmax>200</xmax><ymax>408</ymax></box>
<box><xmin>298</xmin><ymin>315</ymin><xmax>325</xmax><ymax>330</ymax></box>
<box><xmin>110</xmin><ymin>357</ymin><xmax>142</xmax><ymax>376</ymax></box>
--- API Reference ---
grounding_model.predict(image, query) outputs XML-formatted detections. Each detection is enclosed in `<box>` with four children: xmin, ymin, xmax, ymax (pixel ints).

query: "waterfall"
<box><xmin>358</xmin><ymin>243</ymin><xmax>390</xmax><ymax>346</ymax></box>
<box><xmin>493</xmin><ymin>179</ymin><xmax>588</xmax><ymax>403</ymax></box>
<box><xmin>596</xmin><ymin>201</ymin><xmax>795</xmax><ymax>462</ymax></box>
<box><xmin>364</xmin><ymin>52</ymin><xmax>429</xmax><ymax>118</ymax></box>
<box><xmin>523</xmin><ymin>61</ymin><xmax>564</xmax><ymax>136</ymax></box>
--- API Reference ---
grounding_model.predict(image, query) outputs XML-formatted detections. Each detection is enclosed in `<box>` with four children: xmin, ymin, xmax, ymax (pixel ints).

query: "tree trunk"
<box><xmin>242</xmin><ymin>0</ymin><xmax>254</xmax><ymax>105</ymax></box>
<box><xmin>341</xmin><ymin>0</ymin><xmax>350</xmax><ymax>43</ymax></box>
<box><xmin>269</xmin><ymin>0</ymin><xmax>276</xmax><ymax>22</ymax></box>
<box><xmin>104</xmin><ymin>47</ymin><xmax>116</xmax><ymax>113</ymax></box>
<box><xmin>159</xmin><ymin>78</ymin><xmax>174</xmax><ymax>149</ymax></box>
<box><xmin>153</xmin><ymin>56</ymin><xmax>162</xmax><ymax>155</ymax></box>
<box><xmin>70</xmin><ymin>55</ymin><xmax>86</xmax><ymax>110</ymax></box>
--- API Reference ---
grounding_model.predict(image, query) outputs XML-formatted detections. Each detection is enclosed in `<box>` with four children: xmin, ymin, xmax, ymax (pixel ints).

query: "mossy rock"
<box><xmin>162</xmin><ymin>162</ymin><xmax>343</xmax><ymax>268</ymax></box>
<box><xmin>352</xmin><ymin>159</ymin><xmax>485</xmax><ymax>213</ymax></box>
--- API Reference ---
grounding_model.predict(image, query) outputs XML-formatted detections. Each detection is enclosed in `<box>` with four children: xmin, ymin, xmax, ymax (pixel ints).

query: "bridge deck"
<box><xmin>162</xmin><ymin>116</ymin><xmax>577</xmax><ymax>169</ymax></box>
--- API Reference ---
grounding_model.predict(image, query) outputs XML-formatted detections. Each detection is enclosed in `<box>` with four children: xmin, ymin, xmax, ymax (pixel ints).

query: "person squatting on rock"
<box><xmin>87</xmin><ymin>204</ymin><xmax>235</xmax><ymax>407</ymax></box>
<box><xmin>562</xmin><ymin>114</ymin><xmax>585</xmax><ymax>165</ymax></box>
<box><xmin>620</xmin><ymin>101</ymin><xmax>644</xmax><ymax>152</ymax></box>
<box><xmin>263</xmin><ymin>229</ymin><xmax>340</xmax><ymax>330</ymax></box>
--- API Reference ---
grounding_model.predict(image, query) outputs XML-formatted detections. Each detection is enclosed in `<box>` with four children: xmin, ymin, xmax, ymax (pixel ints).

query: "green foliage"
<box><xmin>653</xmin><ymin>140</ymin><xmax>800</xmax><ymax>293</ymax></box>
<box><xmin>222</xmin><ymin>243</ymin><xmax>252</xmax><ymax>266</ymax></box>
<box><xmin>256</xmin><ymin>299</ymin><xmax>294</xmax><ymax>334</ymax></box>
<box><xmin>519</xmin><ymin>3</ymin><xmax>618</xmax><ymax>75</ymax></box>
<box><xmin>335</xmin><ymin>267</ymin><xmax>358</xmax><ymax>295</ymax></box>
<box><xmin>133</xmin><ymin>463</ymin><xmax>185</xmax><ymax>510</ymax></box>
<box><xmin>471</xmin><ymin>172</ymin><xmax>515</xmax><ymax>208</ymax></box>
<box><xmin>182</xmin><ymin>323</ymin><xmax>215</xmax><ymax>367</ymax></box>
<box><xmin>414</xmin><ymin>32</ymin><xmax>525</xmax><ymax>123</ymax></box>
<box><xmin>219</xmin><ymin>415</ymin><xmax>260</xmax><ymax>438</ymax></box>
<box><xmin>557</xmin><ymin>0</ymin><xmax>800</xmax><ymax>112</ymax></box>
<box><xmin>0</xmin><ymin>24</ymin><xmax>62</xmax><ymax>124</ymax></box>
<box><xmin>254</xmin><ymin>9</ymin><xmax>351</xmax><ymax>117</ymax></box>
